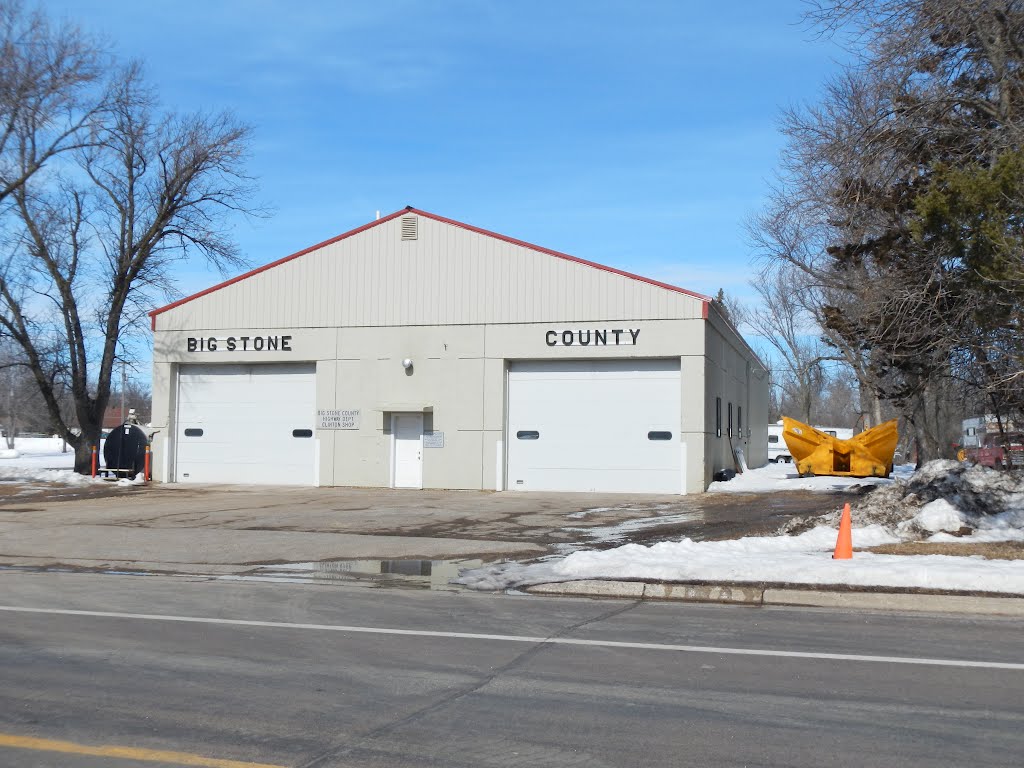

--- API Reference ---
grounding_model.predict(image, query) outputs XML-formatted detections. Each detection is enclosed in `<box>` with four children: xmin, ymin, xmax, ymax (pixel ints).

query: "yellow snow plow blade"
<box><xmin>782</xmin><ymin>417</ymin><xmax>898</xmax><ymax>478</ymax></box>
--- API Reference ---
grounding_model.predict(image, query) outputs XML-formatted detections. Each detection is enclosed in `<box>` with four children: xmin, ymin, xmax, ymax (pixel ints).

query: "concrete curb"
<box><xmin>524</xmin><ymin>581</ymin><xmax>1024</xmax><ymax>616</ymax></box>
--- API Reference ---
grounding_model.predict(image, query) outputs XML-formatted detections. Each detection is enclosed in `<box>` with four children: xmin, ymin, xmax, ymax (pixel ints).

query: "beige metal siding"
<box><xmin>156</xmin><ymin>216</ymin><xmax>705</xmax><ymax>331</ymax></box>
<box><xmin>702</xmin><ymin>307</ymin><xmax>771</xmax><ymax>487</ymax></box>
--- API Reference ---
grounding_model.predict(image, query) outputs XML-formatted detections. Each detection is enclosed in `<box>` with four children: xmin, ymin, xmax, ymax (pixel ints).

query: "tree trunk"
<box><xmin>910</xmin><ymin>383</ymin><xmax>944</xmax><ymax>467</ymax></box>
<box><xmin>917</xmin><ymin>428</ymin><xmax>943</xmax><ymax>466</ymax></box>
<box><xmin>74</xmin><ymin>441</ymin><xmax>93</xmax><ymax>475</ymax></box>
<box><xmin>73</xmin><ymin>424</ymin><xmax>101</xmax><ymax>475</ymax></box>
<box><xmin>5</xmin><ymin>393</ymin><xmax>14</xmax><ymax>449</ymax></box>
<box><xmin>801</xmin><ymin>384</ymin><xmax>813</xmax><ymax>424</ymax></box>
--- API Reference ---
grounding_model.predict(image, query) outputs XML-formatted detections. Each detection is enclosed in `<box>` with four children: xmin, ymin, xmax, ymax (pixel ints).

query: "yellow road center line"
<box><xmin>0</xmin><ymin>733</ymin><xmax>288</xmax><ymax>768</ymax></box>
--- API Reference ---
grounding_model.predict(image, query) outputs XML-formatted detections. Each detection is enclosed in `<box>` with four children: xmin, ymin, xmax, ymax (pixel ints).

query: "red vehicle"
<box><xmin>961</xmin><ymin>432</ymin><xmax>1024</xmax><ymax>469</ymax></box>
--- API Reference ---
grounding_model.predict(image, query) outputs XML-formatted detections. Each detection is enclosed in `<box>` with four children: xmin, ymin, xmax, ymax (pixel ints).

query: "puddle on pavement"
<box><xmin>224</xmin><ymin>558</ymin><xmax>487</xmax><ymax>591</ymax></box>
<box><xmin>0</xmin><ymin>559</ymin><xmax>492</xmax><ymax>591</ymax></box>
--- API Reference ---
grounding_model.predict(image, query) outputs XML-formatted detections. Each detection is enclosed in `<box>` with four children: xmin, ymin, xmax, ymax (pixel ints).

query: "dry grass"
<box><xmin>863</xmin><ymin>541</ymin><xmax>1024</xmax><ymax>560</ymax></box>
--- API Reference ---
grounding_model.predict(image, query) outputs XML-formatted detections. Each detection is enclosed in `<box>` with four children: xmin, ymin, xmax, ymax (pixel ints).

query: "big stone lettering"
<box><xmin>545</xmin><ymin>328</ymin><xmax>640</xmax><ymax>347</ymax></box>
<box><xmin>186</xmin><ymin>335</ymin><xmax>293</xmax><ymax>352</ymax></box>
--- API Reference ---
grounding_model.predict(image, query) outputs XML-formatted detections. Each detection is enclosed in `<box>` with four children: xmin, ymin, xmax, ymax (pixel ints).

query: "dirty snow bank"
<box><xmin>783</xmin><ymin>460</ymin><xmax>1024</xmax><ymax>540</ymax></box>
<box><xmin>457</xmin><ymin>460</ymin><xmax>1024</xmax><ymax>594</ymax></box>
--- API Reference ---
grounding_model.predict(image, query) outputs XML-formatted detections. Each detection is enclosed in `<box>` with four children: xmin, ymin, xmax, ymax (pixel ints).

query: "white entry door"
<box><xmin>392</xmin><ymin>413</ymin><xmax>423</xmax><ymax>488</ymax></box>
<box><xmin>506</xmin><ymin>359</ymin><xmax>682</xmax><ymax>493</ymax></box>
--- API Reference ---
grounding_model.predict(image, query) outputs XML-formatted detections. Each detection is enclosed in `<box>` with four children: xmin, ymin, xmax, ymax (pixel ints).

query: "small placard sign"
<box><xmin>317</xmin><ymin>409</ymin><xmax>361</xmax><ymax>430</ymax></box>
<box><xmin>423</xmin><ymin>431</ymin><xmax>444</xmax><ymax>449</ymax></box>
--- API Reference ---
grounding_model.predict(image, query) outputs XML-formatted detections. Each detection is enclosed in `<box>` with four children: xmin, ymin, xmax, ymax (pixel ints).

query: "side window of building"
<box><xmin>738</xmin><ymin>406</ymin><xmax>743</xmax><ymax>438</ymax></box>
<box><xmin>728</xmin><ymin>402</ymin><xmax>733</xmax><ymax>438</ymax></box>
<box><xmin>716</xmin><ymin>397</ymin><xmax>722</xmax><ymax>438</ymax></box>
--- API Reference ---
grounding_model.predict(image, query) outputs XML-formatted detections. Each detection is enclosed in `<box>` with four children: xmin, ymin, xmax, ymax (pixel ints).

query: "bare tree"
<box><xmin>0</xmin><ymin>338</ymin><xmax>53</xmax><ymax>447</ymax></box>
<box><xmin>751</xmin><ymin>0</ymin><xmax>1024</xmax><ymax>464</ymax></box>
<box><xmin>740</xmin><ymin>263</ymin><xmax>833</xmax><ymax>424</ymax></box>
<box><xmin>815</xmin><ymin>369</ymin><xmax>859</xmax><ymax>428</ymax></box>
<box><xmin>0</xmin><ymin>56</ymin><xmax>257</xmax><ymax>472</ymax></box>
<box><xmin>0</xmin><ymin>1</ymin><xmax>103</xmax><ymax>207</ymax></box>
<box><xmin>108</xmin><ymin>370</ymin><xmax>152</xmax><ymax>424</ymax></box>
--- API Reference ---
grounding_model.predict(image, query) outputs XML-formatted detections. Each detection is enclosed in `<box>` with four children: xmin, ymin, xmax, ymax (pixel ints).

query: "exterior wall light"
<box><xmin>402</xmin><ymin>358</ymin><xmax>413</xmax><ymax>369</ymax></box>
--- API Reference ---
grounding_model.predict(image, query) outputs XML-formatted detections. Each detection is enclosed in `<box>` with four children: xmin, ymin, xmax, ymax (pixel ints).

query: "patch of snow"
<box><xmin>904</xmin><ymin>499</ymin><xmax>967</xmax><ymax>534</ymax></box>
<box><xmin>708</xmin><ymin>459</ymin><xmax>914</xmax><ymax>494</ymax></box>
<box><xmin>567</xmin><ymin>507</ymin><xmax>610</xmax><ymax>519</ymax></box>
<box><xmin>0</xmin><ymin>436</ymin><xmax>75</xmax><ymax>470</ymax></box>
<box><xmin>459</xmin><ymin>460</ymin><xmax>1024</xmax><ymax>595</ymax></box>
<box><xmin>0</xmin><ymin>437</ymin><xmax>141</xmax><ymax>487</ymax></box>
<box><xmin>458</xmin><ymin>523</ymin><xmax>1024</xmax><ymax>594</ymax></box>
<box><xmin>944</xmin><ymin>508</ymin><xmax>1024</xmax><ymax>543</ymax></box>
<box><xmin>566</xmin><ymin>511</ymin><xmax>705</xmax><ymax>544</ymax></box>
<box><xmin>568</xmin><ymin>503</ymin><xmax>678</xmax><ymax>520</ymax></box>
<box><xmin>0</xmin><ymin>467</ymin><xmax>100</xmax><ymax>486</ymax></box>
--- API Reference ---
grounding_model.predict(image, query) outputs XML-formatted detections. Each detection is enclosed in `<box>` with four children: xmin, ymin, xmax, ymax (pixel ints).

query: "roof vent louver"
<box><xmin>400</xmin><ymin>215</ymin><xmax>418</xmax><ymax>241</ymax></box>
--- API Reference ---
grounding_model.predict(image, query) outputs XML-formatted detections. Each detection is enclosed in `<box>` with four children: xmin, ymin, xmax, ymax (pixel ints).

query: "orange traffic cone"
<box><xmin>833</xmin><ymin>503</ymin><xmax>853</xmax><ymax>559</ymax></box>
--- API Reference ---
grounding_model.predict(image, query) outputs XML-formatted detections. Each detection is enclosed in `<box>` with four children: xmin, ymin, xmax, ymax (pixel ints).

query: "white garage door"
<box><xmin>175</xmin><ymin>363</ymin><xmax>316</xmax><ymax>485</ymax></box>
<box><xmin>506</xmin><ymin>359</ymin><xmax>682</xmax><ymax>493</ymax></box>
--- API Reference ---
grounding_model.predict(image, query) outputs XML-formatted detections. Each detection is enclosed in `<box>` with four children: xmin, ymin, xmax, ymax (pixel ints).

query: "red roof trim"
<box><xmin>149</xmin><ymin>207</ymin><xmax>711</xmax><ymax>329</ymax></box>
<box><xmin>148</xmin><ymin>208</ymin><xmax>407</xmax><ymax>330</ymax></box>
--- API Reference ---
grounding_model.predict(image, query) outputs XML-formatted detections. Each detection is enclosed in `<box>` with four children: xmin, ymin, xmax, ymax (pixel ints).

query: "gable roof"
<box><xmin>149</xmin><ymin>207</ymin><xmax>711</xmax><ymax>330</ymax></box>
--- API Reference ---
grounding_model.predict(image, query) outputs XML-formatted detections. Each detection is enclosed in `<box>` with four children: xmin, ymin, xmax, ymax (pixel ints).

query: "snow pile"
<box><xmin>457</xmin><ymin>460</ymin><xmax>1024</xmax><ymax>594</ymax></box>
<box><xmin>904</xmin><ymin>499</ymin><xmax>966</xmax><ymax>534</ymax></box>
<box><xmin>783</xmin><ymin>460</ymin><xmax>1024</xmax><ymax>540</ymax></box>
<box><xmin>0</xmin><ymin>466</ymin><xmax>101</xmax><ymax>485</ymax></box>
<box><xmin>457</xmin><ymin>524</ymin><xmax>1024</xmax><ymax>594</ymax></box>
<box><xmin>890</xmin><ymin>460</ymin><xmax>1024</xmax><ymax>516</ymax></box>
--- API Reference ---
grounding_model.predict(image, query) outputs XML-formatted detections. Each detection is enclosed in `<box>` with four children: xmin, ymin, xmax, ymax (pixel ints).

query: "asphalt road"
<box><xmin>1</xmin><ymin>571</ymin><xmax>1022</xmax><ymax>768</ymax></box>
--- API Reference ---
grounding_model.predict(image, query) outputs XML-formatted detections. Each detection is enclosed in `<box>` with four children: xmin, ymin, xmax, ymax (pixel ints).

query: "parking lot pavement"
<box><xmin>0</xmin><ymin>483</ymin><xmax>853</xmax><ymax>576</ymax></box>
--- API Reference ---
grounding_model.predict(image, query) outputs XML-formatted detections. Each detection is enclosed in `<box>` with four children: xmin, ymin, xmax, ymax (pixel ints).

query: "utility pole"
<box><xmin>120</xmin><ymin>360</ymin><xmax>126</xmax><ymax>424</ymax></box>
<box><xmin>6</xmin><ymin>372</ymin><xmax>13</xmax><ymax>450</ymax></box>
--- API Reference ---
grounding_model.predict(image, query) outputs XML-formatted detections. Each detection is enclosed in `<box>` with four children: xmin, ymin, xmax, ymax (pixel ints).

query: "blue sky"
<box><xmin>44</xmin><ymin>0</ymin><xmax>846</xmax><ymax>307</ymax></box>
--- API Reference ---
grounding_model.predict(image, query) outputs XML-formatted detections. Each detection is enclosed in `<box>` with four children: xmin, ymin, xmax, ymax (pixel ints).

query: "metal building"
<box><xmin>149</xmin><ymin>208</ymin><xmax>769</xmax><ymax>493</ymax></box>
